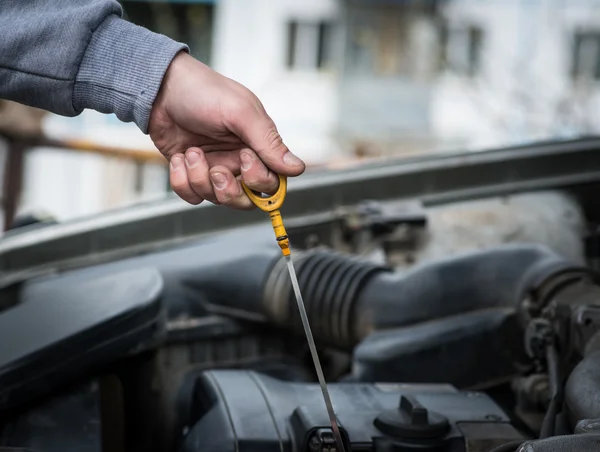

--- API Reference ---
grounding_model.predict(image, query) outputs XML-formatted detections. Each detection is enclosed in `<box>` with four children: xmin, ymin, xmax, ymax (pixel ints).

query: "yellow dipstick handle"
<box><xmin>241</xmin><ymin>174</ymin><xmax>291</xmax><ymax>256</ymax></box>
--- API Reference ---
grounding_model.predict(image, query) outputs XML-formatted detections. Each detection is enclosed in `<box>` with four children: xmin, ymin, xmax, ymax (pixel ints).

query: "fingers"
<box><xmin>169</xmin><ymin>155</ymin><xmax>203</xmax><ymax>205</ymax></box>
<box><xmin>226</xmin><ymin>98</ymin><xmax>306</xmax><ymax>177</ymax></box>
<box><xmin>239</xmin><ymin>149</ymin><xmax>279</xmax><ymax>195</ymax></box>
<box><xmin>171</xmin><ymin>147</ymin><xmax>279</xmax><ymax>208</ymax></box>
<box><xmin>184</xmin><ymin>148</ymin><xmax>219</xmax><ymax>204</ymax></box>
<box><xmin>203</xmin><ymin>150</ymin><xmax>283</xmax><ymax>193</ymax></box>
<box><xmin>209</xmin><ymin>165</ymin><xmax>254</xmax><ymax>210</ymax></box>
<box><xmin>204</xmin><ymin>151</ymin><xmax>242</xmax><ymax>175</ymax></box>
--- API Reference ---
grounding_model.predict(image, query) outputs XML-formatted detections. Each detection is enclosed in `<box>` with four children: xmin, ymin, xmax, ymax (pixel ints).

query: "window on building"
<box><xmin>571</xmin><ymin>31</ymin><xmax>600</xmax><ymax>81</ymax></box>
<box><xmin>286</xmin><ymin>20</ymin><xmax>335</xmax><ymax>71</ymax></box>
<box><xmin>440</xmin><ymin>25</ymin><xmax>483</xmax><ymax>77</ymax></box>
<box><xmin>344</xmin><ymin>4</ymin><xmax>440</xmax><ymax>78</ymax></box>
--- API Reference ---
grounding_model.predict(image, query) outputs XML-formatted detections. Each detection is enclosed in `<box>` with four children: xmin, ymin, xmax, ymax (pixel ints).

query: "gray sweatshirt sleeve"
<box><xmin>0</xmin><ymin>0</ymin><xmax>189</xmax><ymax>133</ymax></box>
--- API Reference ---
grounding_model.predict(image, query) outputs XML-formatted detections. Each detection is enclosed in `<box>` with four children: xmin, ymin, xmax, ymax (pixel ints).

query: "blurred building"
<box><xmin>212</xmin><ymin>0</ymin><xmax>442</xmax><ymax>161</ymax></box>
<box><xmin>12</xmin><ymin>0</ymin><xmax>600</xmax><ymax>221</ymax></box>
<box><xmin>432</xmin><ymin>0</ymin><xmax>600</xmax><ymax>150</ymax></box>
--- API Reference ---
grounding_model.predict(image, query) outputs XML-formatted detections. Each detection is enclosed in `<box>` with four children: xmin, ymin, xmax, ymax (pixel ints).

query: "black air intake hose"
<box><xmin>263</xmin><ymin>244</ymin><xmax>576</xmax><ymax>349</ymax></box>
<box><xmin>264</xmin><ymin>250</ymin><xmax>387</xmax><ymax>346</ymax></box>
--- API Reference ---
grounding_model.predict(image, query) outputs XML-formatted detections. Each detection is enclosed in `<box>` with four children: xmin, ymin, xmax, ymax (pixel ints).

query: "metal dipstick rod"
<box><xmin>242</xmin><ymin>175</ymin><xmax>346</xmax><ymax>452</ymax></box>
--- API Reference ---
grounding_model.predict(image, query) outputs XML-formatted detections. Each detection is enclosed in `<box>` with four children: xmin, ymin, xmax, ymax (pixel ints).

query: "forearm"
<box><xmin>0</xmin><ymin>0</ymin><xmax>187</xmax><ymax>132</ymax></box>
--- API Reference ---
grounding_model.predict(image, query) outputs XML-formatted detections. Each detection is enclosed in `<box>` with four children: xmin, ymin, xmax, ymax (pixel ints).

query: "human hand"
<box><xmin>148</xmin><ymin>52</ymin><xmax>306</xmax><ymax>209</ymax></box>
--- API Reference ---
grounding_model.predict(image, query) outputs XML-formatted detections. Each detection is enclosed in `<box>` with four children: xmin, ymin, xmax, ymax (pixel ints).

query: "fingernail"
<box><xmin>283</xmin><ymin>151</ymin><xmax>302</xmax><ymax>167</ymax></box>
<box><xmin>170</xmin><ymin>155</ymin><xmax>183</xmax><ymax>170</ymax></box>
<box><xmin>240</xmin><ymin>151</ymin><xmax>253</xmax><ymax>171</ymax></box>
<box><xmin>185</xmin><ymin>151</ymin><xmax>200</xmax><ymax>168</ymax></box>
<box><xmin>210</xmin><ymin>172</ymin><xmax>227</xmax><ymax>190</ymax></box>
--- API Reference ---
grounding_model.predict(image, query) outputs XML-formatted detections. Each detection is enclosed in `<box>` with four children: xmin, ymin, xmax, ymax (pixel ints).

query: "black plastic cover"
<box><xmin>181</xmin><ymin>370</ymin><xmax>521</xmax><ymax>452</ymax></box>
<box><xmin>0</xmin><ymin>266</ymin><xmax>163</xmax><ymax>413</ymax></box>
<box><xmin>351</xmin><ymin>308</ymin><xmax>524</xmax><ymax>387</ymax></box>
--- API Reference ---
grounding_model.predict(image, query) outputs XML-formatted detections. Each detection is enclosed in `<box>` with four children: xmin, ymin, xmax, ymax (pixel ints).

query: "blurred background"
<box><xmin>1</xmin><ymin>0</ymin><xmax>600</xmax><ymax>228</ymax></box>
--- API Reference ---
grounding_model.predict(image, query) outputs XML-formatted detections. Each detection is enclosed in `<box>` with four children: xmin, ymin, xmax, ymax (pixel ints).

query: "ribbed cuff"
<box><xmin>73</xmin><ymin>14</ymin><xmax>188</xmax><ymax>133</ymax></box>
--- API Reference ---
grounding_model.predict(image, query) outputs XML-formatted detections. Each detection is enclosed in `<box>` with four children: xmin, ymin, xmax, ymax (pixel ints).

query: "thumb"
<box><xmin>228</xmin><ymin>101</ymin><xmax>306</xmax><ymax>177</ymax></box>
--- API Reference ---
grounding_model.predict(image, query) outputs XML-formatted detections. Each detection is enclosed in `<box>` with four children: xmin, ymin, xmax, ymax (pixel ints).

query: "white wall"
<box><xmin>432</xmin><ymin>0</ymin><xmax>600</xmax><ymax>150</ymax></box>
<box><xmin>212</xmin><ymin>0</ymin><xmax>343</xmax><ymax>164</ymax></box>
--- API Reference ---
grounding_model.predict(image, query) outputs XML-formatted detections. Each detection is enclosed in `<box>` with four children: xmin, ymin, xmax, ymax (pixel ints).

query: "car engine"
<box><xmin>1</xmin><ymin>143</ymin><xmax>600</xmax><ymax>452</ymax></box>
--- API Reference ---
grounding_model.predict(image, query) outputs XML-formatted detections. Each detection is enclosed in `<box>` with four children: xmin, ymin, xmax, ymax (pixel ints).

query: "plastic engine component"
<box><xmin>263</xmin><ymin>244</ymin><xmax>577</xmax><ymax>351</ymax></box>
<box><xmin>181</xmin><ymin>370</ymin><xmax>524</xmax><ymax>452</ymax></box>
<box><xmin>0</xmin><ymin>266</ymin><xmax>163</xmax><ymax>413</ymax></box>
<box><xmin>351</xmin><ymin>308</ymin><xmax>525</xmax><ymax>387</ymax></box>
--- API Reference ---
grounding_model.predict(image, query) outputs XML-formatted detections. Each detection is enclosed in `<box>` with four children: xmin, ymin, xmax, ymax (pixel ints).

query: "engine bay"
<box><xmin>1</xmin><ymin>141</ymin><xmax>600</xmax><ymax>452</ymax></box>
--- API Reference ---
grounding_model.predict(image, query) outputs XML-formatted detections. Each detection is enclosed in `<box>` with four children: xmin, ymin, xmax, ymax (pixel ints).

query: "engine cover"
<box><xmin>181</xmin><ymin>370</ymin><xmax>524</xmax><ymax>452</ymax></box>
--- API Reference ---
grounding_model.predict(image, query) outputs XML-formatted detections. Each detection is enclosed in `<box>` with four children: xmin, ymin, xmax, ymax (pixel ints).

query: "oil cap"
<box><xmin>374</xmin><ymin>395</ymin><xmax>450</xmax><ymax>440</ymax></box>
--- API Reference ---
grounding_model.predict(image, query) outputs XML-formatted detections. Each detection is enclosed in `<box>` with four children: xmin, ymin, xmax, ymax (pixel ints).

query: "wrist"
<box><xmin>149</xmin><ymin>52</ymin><xmax>216</xmax><ymax>136</ymax></box>
<box><xmin>73</xmin><ymin>14</ymin><xmax>189</xmax><ymax>133</ymax></box>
